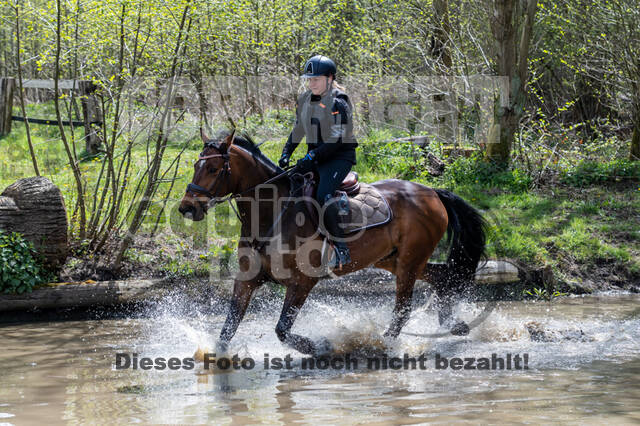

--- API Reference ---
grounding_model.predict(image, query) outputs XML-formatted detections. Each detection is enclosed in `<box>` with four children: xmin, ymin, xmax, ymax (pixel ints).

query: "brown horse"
<box><xmin>179</xmin><ymin>130</ymin><xmax>487</xmax><ymax>355</ymax></box>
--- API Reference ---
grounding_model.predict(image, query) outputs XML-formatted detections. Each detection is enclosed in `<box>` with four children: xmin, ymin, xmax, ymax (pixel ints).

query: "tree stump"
<box><xmin>424</xmin><ymin>151</ymin><xmax>445</xmax><ymax>176</ymax></box>
<box><xmin>0</xmin><ymin>177</ymin><xmax>68</xmax><ymax>269</ymax></box>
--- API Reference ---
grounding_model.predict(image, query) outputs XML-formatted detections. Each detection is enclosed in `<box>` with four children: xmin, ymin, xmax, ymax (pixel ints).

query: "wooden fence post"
<box><xmin>0</xmin><ymin>78</ymin><xmax>15</xmax><ymax>137</ymax></box>
<box><xmin>79</xmin><ymin>80</ymin><xmax>103</xmax><ymax>155</ymax></box>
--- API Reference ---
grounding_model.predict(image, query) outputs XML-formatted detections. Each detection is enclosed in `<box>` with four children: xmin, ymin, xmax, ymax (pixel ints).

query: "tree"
<box><xmin>486</xmin><ymin>0</ymin><xmax>537</xmax><ymax>165</ymax></box>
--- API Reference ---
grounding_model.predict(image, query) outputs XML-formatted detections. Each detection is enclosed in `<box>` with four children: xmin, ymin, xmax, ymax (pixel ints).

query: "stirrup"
<box><xmin>328</xmin><ymin>245</ymin><xmax>351</xmax><ymax>269</ymax></box>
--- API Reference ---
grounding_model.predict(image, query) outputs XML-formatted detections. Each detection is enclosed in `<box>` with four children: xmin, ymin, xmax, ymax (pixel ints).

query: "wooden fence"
<box><xmin>0</xmin><ymin>77</ymin><xmax>103</xmax><ymax>154</ymax></box>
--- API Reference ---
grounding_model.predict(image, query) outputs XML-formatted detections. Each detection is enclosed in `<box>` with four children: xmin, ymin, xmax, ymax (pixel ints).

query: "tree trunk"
<box><xmin>14</xmin><ymin>5</ymin><xmax>40</xmax><ymax>176</ymax></box>
<box><xmin>631</xmin><ymin>116</ymin><xmax>640</xmax><ymax>160</ymax></box>
<box><xmin>432</xmin><ymin>0</ymin><xmax>452</xmax><ymax>70</ymax></box>
<box><xmin>487</xmin><ymin>0</ymin><xmax>537</xmax><ymax>165</ymax></box>
<box><xmin>54</xmin><ymin>0</ymin><xmax>87</xmax><ymax>238</ymax></box>
<box><xmin>0</xmin><ymin>78</ymin><xmax>14</xmax><ymax>137</ymax></box>
<box><xmin>113</xmin><ymin>3</ymin><xmax>191</xmax><ymax>269</ymax></box>
<box><xmin>80</xmin><ymin>81</ymin><xmax>103</xmax><ymax>155</ymax></box>
<box><xmin>630</xmin><ymin>76</ymin><xmax>640</xmax><ymax>160</ymax></box>
<box><xmin>431</xmin><ymin>0</ymin><xmax>454</xmax><ymax>145</ymax></box>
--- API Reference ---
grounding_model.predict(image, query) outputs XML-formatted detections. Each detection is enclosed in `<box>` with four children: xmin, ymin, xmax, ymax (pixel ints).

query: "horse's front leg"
<box><xmin>275</xmin><ymin>285</ymin><xmax>330</xmax><ymax>356</ymax></box>
<box><xmin>218</xmin><ymin>278</ymin><xmax>262</xmax><ymax>351</ymax></box>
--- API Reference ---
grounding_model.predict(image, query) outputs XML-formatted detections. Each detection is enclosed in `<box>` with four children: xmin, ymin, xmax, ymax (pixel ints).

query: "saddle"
<box><xmin>337</xmin><ymin>171</ymin><xmax>361</xmax><ymax>196</ymax></box>
<box><xmin>296</xmin><ymin>171</ymin><xmax>393</xmax><ymax>235</ymax></box>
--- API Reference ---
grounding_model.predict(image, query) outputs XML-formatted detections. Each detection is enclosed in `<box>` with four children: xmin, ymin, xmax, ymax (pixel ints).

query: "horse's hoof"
<box><xmin>215</xmin><ymin>340</ymin><xmax>230</xmax><ymax>355</ymax></box>
<box><xmin>450</xmin><ymin>321</ymin><xmax>470</xmax><ymax>336</ymax></box>
<box><xmin>313</xmin><ymin>338</ymin><xmax>333</xmax><ymax>357</ymax></box>
<box><xmin>193</xmin><ymin>345</ymin><xmax>212</xmax><ymax>362</ymax></box>
<box><xmin>382</xmin><ymin>329</ymin><xmax>399</xmax><ymax>339</ymax></box>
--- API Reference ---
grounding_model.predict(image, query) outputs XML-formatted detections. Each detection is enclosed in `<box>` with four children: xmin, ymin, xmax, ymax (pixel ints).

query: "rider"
<box><xmin>278</xmin><ymin>54</ymin><xmax>358</xmax><ymax>269</ymax></box>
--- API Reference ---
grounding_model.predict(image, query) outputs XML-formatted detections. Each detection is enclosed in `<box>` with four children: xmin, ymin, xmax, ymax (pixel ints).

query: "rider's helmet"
<box><xmin>301</xmin><ymin>55</ymin><xmax>337</xmax><ymax>79</ymax></box>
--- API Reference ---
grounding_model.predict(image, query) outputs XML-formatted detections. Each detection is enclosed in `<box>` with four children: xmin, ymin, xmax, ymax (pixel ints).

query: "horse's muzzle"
<box><xmin>178</xmin><ymin>199</ymin><xmax>206</xmax><ymax>221</ymax></box>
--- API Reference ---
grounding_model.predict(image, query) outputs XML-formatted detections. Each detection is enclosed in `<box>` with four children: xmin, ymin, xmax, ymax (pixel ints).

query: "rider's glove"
<box><xmin>295</xmin><ymin>151</ymin><xmax>316</xmax><ymax>173</ymax></box>
<box><xmin>278</xmin><ymin>153</ymin><xmax>290</xmax><ymax>168</ymax></box>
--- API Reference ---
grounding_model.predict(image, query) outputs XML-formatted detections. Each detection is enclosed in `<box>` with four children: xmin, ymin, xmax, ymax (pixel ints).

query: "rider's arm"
<box><xmin>310</xmin><ymin>97</ymin><xmax>351</xmax><ymax>163</ymax></box>
<box><xmin>282</xmin><ymin>101</ymin><xmax>305</xmax><ymax>158</ymax></box>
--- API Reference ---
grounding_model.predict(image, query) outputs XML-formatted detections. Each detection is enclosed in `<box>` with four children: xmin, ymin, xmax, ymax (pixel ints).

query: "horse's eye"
<box><xmin>208</xmin><ymin>166</ymin><xmax>217</xmax><ymax>173</ymax></box>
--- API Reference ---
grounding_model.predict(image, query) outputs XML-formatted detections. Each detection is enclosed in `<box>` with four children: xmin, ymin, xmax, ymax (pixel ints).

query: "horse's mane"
<box><xmin>206</xmin><ymin>130</ymin><xmax>283</xmax><ymax>175</ymax></box>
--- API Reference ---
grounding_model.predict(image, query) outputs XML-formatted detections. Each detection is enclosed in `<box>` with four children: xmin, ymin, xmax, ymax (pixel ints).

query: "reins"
<box><xmin>185</xmin><ymin>149</ymin><xmax>304</xmax><ymax>250</ymax></box>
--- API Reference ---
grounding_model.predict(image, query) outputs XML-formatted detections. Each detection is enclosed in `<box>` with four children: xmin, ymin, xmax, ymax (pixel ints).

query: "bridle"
<box><xmin>185</xmin><ymin>148</ymin><xmax>296</xmax><ymax>202</ymax></box>
<box><xmin>184</xmin><ymin>146</ymin><xmax>301</xmax><ymax>243</ymax></box>
<box><xmin>186</xmin><ymin>151</ymin><xmax>232</xmax><ymax>201</ymax></box>
<box><xmin>185</xmin><ymin>144</ymin><xmax>309</xmax><ymax>252</ymax></box>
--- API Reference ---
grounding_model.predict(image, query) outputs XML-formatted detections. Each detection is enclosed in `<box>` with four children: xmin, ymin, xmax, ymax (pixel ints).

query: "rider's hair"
<box><xmin>331</xmin><ymin>79</ymin><xmax>346</xmax><ymax>92</ymax></box>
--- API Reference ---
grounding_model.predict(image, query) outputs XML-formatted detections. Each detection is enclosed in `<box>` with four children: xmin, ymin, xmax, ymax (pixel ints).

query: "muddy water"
<box><xmin>0</xmin><ymin>292</ymin><xmax>638</xmax><ymax>424</ymax></box>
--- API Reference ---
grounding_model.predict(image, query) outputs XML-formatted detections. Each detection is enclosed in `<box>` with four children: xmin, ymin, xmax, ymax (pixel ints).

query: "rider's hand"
<box><xmin>278</xmin><ymin>153</ymin><xmax>290</xmax><ymax>168</ymax></box>
<box><xmin>295</xmin><ymin>151</ymin><xmax>316</xmax><ymax>172</ymax></box>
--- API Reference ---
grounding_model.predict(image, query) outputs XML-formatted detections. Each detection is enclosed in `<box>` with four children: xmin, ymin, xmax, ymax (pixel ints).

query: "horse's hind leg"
<box><xmin>437</xmin><ymin>292</ymin><xmax>470</xmax><ymax>336</ymax></box>
<box><xmin>275</xmin><ymin>285</ymin><xmax>329</xmax><ymax>356</ymax></box>
<box><xmin>423</xmin><ymin>264</ymin><xmax>470</xmax><ymax>336</ymax></box>
<box><xmin>383</xmin><ymin>248</ymin><xmax>433</xmax><ymax>339</ymax></box>
<box><xmin>383</xmin><ymin>266</ymin><xmax>421</xmax><ymax>339</ymax></box>
<box><xmin>380</xmin><ymin>228</ymin><xmax>443</xmax><ymax>339</ymax></box>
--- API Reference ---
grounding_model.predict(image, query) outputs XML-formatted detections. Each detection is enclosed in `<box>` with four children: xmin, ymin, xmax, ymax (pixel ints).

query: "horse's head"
<box><xmin>179</xmin><ymin>129</ymin><xmax>237</xmax><ymax>221</ymax></box>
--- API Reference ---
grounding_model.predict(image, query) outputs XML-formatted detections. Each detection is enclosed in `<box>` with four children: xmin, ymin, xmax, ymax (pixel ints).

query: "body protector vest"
<box><xmin>287</xmin><ymin>88</ymin><xmax>358</xmax><ymax>164</ymax></box>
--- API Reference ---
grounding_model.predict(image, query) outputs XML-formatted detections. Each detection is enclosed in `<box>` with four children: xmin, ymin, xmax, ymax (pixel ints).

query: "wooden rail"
<box><xmin>0</xmin><ymin>78</ymin><xmax>103</xmax><ymax>154</ymax></box>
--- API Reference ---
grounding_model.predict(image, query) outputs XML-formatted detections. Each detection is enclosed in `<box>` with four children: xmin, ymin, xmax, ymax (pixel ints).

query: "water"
<box><xmin>0</xmin><ymin>291</ymin><xmax>638</xmax><ymax>424</ymax></box>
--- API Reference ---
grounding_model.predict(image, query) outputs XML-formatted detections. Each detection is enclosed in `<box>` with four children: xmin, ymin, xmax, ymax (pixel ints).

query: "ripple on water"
<box><xmin>2</xmin><ymin>293</ymin><xmax>637</xmax><ymax>423</ymax></box>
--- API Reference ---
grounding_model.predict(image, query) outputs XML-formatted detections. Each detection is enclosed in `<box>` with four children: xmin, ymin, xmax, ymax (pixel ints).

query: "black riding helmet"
<box><xmin>301</xmin><ymin>55</ymin><xmax>337</xmax><ymax>78</ymax></box>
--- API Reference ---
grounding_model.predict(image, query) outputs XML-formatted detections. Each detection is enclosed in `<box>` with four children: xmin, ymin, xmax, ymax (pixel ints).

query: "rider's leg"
<box><xmin>316</xmin><ymin>159</ymin><xmax>352</xmax><ymax>266</ymax></box>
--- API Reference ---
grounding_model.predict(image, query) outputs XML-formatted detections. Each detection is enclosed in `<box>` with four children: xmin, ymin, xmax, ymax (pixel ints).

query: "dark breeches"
<box><xmin>315</xmin><ymin>158</ymin><xmax>352</xmax><ymax>240</ymax></box>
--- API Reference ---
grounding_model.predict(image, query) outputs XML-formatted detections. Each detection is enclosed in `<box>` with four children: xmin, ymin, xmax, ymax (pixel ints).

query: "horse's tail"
<box><xmin>434</xmin><ymin>189</ymin><xmax>488</xmax><ymax>290</ymax></box>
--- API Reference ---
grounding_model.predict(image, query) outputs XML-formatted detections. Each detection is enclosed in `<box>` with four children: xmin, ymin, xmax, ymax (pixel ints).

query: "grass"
<box><xmin>354</xmin><ymin>129</ymin><xmax>639</xmax><ymax>287</ymax></box>
<box><xmin>1</xmin><ymin>103</ymin><xmax>639</xmax><ymax>290</ymax></box>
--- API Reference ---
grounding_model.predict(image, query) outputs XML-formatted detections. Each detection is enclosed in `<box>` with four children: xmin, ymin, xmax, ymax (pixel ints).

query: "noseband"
<box><xmin>186</xmin><ymin>151</ymin><xmax>231</xmax><ymax>201</ymax></box>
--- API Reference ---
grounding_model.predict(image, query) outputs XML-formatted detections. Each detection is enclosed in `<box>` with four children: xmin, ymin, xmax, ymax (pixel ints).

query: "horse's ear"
<box><xmin>221</xmin><ymin>128</ymin><xmax>236</xmax><ymax>150</ymax></box>
<box><xmin>200</xmin><ymin>126</ymin><xmax>210</xmax><ymax>143</ymax></box>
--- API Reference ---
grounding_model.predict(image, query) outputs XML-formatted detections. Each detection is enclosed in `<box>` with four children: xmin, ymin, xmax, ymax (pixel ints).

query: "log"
<box><xmin>475</xmin><ymin>260</ymin><xmax>520</xmax><ymax>284</ymax></box>
<box><xmin>0</xmin><ymin>261</ymin><xmax>529</xmax><ymax>313</ymax></box>
<box><xmin>425</xmin><ymin>151</ymin><xmax>445</xmax><ymax>176</ymax></box>
<box><xmin>0</xmin><ymin>177</ymin><xmax>68</xmax><ymax>269</ymax></box>
<box><xmin>387</xmin><ymin>135</ymin><xmax>430</xmax><ymax>146</ymax></box>
<box><xmin>0</xmin><ymin>279</ymin><xmax>166</xmax><ymax>312</ymax></box>
<box><xmin>442</xmin><ymin>145</ymin><xmax>478</xmax><ymax>158</ymax></box>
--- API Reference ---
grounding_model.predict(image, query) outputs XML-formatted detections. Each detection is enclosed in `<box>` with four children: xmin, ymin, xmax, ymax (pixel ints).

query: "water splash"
<box><xmin>131</xmin><ymin>289</ymin><xmax>640</xmax><ymax>373</ymax></box>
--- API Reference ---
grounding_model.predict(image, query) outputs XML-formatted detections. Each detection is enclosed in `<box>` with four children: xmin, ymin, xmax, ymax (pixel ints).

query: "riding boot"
<box><xmin>323</xmin><ymin>199</ymin><xmax>352</xmax><ymax>268</ymax></box>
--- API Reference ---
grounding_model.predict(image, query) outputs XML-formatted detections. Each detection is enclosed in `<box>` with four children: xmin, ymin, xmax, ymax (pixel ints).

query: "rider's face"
<box><xmin>307</xmin><ymin>75</ymin><xmax>332</xmax><ymax>95</ymax></box>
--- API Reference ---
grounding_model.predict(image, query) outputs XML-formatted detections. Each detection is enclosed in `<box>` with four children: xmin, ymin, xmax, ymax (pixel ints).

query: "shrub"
<box><xmin>443</xmin><ymin>154</ymin><xmax>533</xmax><ymax>192</ymax></box>
<box><xmin>0</xmin><ymin>230</ymin><xmax>51</xmax><ymax>294</ymax></box>
<box><xmin>359</xmin><ymin>130</ymin><xmax>432</xmax><ymax>180</ymax></box>
<box><xmin>560</xmin><ymin>159</ymin><xmax>640</xmax><ymax>187</ymax></box>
